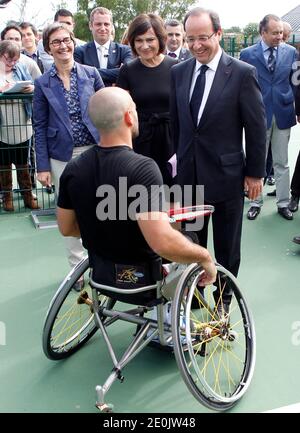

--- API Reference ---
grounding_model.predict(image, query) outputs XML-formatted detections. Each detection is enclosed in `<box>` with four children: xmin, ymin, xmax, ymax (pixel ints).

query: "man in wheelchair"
<box><xmin>48</xmin><ymin>88</ymin><xmax>255</xmax><ymax>412</ymax></box>
<box><xmin>56</xmin><ymin>87</ymin><xmax>216</xmax><ymax>303</ymax></box>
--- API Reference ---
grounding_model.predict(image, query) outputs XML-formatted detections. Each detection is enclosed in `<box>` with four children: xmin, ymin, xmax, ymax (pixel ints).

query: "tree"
<box><xmin>243</xmin><ymin>22</ymin><xmax>259</xmax><ymax>39</ymax></box>
<box><xmin>75</xmin><ymin>0</ymin><xmax>195</xmax><ymax>42</ymax></box>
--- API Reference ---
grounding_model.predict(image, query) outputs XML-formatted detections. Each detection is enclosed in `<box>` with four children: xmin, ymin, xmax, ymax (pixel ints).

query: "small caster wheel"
<box><xmin>95</xmin><ymin>402</ymin><xmax>114</xmax><ymax>413</ymax></box>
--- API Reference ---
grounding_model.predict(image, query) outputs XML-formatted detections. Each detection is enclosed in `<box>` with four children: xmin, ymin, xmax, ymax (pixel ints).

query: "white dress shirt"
<box><xmin>94</xmin><ymin>40</ymin><xmax>110</xmax><ymax>69</ymax></box>
<box><xmin>167</xmin><ymin>47</ymin><xmax>181</xmax><ymax>58</ymax></box>
<box><xmin>189</xmin><ymin>47</ymin><xmax>222</xmax><ymax>125</ymax></box>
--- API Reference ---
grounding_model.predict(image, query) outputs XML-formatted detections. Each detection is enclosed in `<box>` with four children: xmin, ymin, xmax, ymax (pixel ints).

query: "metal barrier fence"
<box><xmin>0</xmin><ymin>93</ymin><xmax>56</xmax><ymax>222</ymax></box>
<box><xmin>221</xmin><ymin>34</ymin><xmax>299</xmax><ymax>58</ymax></box>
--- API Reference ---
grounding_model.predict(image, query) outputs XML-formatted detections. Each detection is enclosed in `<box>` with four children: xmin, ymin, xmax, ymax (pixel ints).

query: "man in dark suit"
<box><xmin>165</xmin><ymin>19</ymin><xmax>192</xmax><ymax>62</ymax></box>
<box><xmin>240</xmin><ymin>14</ymin><xmax>297</xmax><ymax>221</ymax></box>
<box><xmin>74</xmin><ymin>6</ymin><xmax>132</xmax><ymax>86</ymax></box>
<box><xmin>170</xmin><ymin>7</ymin><xmax>266</xmax><ymax>277</ymax></box>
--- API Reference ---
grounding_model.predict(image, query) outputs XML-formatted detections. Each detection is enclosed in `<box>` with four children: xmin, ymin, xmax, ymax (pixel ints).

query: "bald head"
<box><xmin>89</xmin><ymin>87</ymin><xmax>134</xmax><ymax>132</ymax></box>
<box><xmin>282</xmin><ymin>21</ymin><xmax>292</xmax><ymax>42</ymax></box>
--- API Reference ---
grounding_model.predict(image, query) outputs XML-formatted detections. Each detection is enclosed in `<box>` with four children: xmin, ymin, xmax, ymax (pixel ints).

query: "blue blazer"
<box><xmin>240</xmin><ymin>42</ymin><xmax>297</xmax><ymax>129</ymax></box>
<box><xmin>74</xmin><ymin>41</ymin><xmax>133</xmax><ymax>86</ymax></box>
<box><xmin>33</xmin><ymin>62</ymin><xmax>104</xmax><ymax>172</ymax></box>
<box><xmin>170</xmin><ymin>52</ymin><xmax>267</xmax><ymax>202</ymax></box>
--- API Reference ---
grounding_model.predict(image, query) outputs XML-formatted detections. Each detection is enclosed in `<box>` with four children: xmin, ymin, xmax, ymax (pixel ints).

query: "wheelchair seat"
<box><xmin>89</xmin><ymin>253</ymin><xmax>163</xmax><ymax>307</ymax></box>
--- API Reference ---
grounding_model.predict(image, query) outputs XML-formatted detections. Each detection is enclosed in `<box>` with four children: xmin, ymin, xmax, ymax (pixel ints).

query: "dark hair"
<box><xmin>54</xmin><ymin>8</ymin><xmax>74</xmax><ymax>22</ymax></box>
<box><xmin>259</xmin><ymin>14</ymin><xmax>281</xmax><ymax>34</ymax></box>
<box><xmin>0</xmin><ymin>39</ymin><xmax>20</xmax><ymax>58</ymax></box>
<box><xmin>0</xmin><ymin>25</ymin><xmax>22</xmax><ymax>41</ymax></box>
<box><xmin>19</xmin><ymin>22</ymin><xmax>38</xmax><ymax>37</ymax></box>
<box><xmin>164</xmin><ymin>19</ymin><xmax>183</xmax><ymax>30</ymax></box>
<box><xmin>43</xmin><ymin>22</ymin><xmax>75</xmax><ymax>54</ymax></box>
<box><xmin>183</xmin><ymin>7</ymin><xmax>221</xmax><ymax>33</ymax></box>
<box><xmin>127</xmin><ymin>13</ymin><xmax>167</xmax><ymax>56</ymax></box>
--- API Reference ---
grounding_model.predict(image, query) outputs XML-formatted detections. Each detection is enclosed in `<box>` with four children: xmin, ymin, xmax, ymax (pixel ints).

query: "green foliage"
<box><xmin>76</xmin><ymin>0</ymin><xmax>195</xmax><ymax>42</ymax></box>
<box><xmin>223</xmin><ymin>26</ymin><xmax>242</xmax><ymax>34</ymax></box>
<box><xmin>243</xmin><ymin>22</ymin><xmax>259</xmax><ymax>39</ymax></box>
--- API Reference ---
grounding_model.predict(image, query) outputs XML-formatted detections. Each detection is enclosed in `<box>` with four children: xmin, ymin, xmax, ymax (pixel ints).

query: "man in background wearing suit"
<box><xmin>74</xmin><ymin>7</ymin><xmax>132</xmax><ymax>86</ymax></box>
<box><xmin>240</xmin><ymin>14</ymin><xmax>297</xmax><ymax>221</ymax></box>
<box><xmin>37</xmin><ymin>8</ymin><xmax>85</xmax><ymax>72</ymax></box>
<box><xmin>170</xmin><ymin>7</ymin><xmax>266</xmax><ymax>279</ymax></box>
<box><xmin>164</xmin><ymin>19</ymin><xmax>192</xmax><ymax>62</ymax></box>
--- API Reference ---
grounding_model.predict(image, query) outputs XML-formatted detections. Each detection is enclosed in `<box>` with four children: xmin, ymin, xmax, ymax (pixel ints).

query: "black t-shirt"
<box><xmin>58</xmin><ymin>145</ymin><xmax>166</xmax><ymax>265</ymax></box>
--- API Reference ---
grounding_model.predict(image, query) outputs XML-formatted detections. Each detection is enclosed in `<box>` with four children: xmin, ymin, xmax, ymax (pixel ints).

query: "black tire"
<box><xmin>172</xmin><ymin>263</ymin><xmax>256</xmax><ymax>411</ymax></box>
<box><xmin>43</xmin><ymin>257</ymin><xmax>110</xmax><ymax>360</ymax></box>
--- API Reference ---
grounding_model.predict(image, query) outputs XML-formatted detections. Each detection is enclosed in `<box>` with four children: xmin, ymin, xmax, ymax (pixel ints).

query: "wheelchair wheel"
<box><xmin>172</xmin><ymin>263</ymin><xmax>256</xmax><ymax>411</ymax></box>
<box><xmin>43</xmin><ymin>257</ymin><xmax>112</xmax><ymax>360</ymax></box>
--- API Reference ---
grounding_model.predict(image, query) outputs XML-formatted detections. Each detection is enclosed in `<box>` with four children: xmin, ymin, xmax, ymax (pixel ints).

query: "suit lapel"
<box><xmin>254</xmin><ymin>42</ymin><xmax>268</xmax><ymax>70</ymax></box>
<box><xmin>184</xmin><ymin>58</ymin><xmax>197</xmax><ymax>127</ymax></box>
<box><xmin>275</xmin><ymin>43</ymin><xmax>284</xmax><ymax>71</ymax></box>
<box><xmin>88</xmin><ymin>42</ymin><xmax>100</xmax><ymax>68</ymax></box>
<box><xmin>76</xmin><ymin>64</ymin><xmax>89</xmax><ymax>118</ymax></box>
<box><xmin>198</xmin><ymin>52</ymin><xmax>232</xmax><ymax>128</ymax></box>
<box><xmin>108</xmin><ymin>42</ymin><xmax>117</xmax><ymax>68</ymax></box>
<box><xmin>42</xmin><ymin>76</ymin><xmax>72</xmax><ymax>139</ymax></box>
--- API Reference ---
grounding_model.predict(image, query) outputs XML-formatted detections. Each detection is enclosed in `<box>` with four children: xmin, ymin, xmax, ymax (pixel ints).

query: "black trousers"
<box><xmin>291</xmin><ymin>150</ymin><xmax>300</xmax><ymax>197</ymax></box>
<box><xmin>194</xmin><ymin>195</ymin><xmax>244</xmax><ymax>278</ymax></box>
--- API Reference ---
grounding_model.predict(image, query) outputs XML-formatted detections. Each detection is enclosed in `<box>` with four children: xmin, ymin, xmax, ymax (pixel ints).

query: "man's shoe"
<box><xmin>266</xmin><ymin>176</ymin><xmax>275</xmax><ymax>186</ymax></box>
<box><xmin>278</xmin><ymin>207</ymin><xmax>293</xmax><ymax>220</ymax></box>
<box><xmin>292</xmin><ymin>235</ymin><xmax>300</xmax><ymax>245</ymax></box>
<box><xmin>267</xmin><ymin>189</ymin><xmax>276</xmax><ymax>197</ymax></box>
<box><xmin>288</xmin><ymin>195</ymin><xmax>299</xmax><ymax>212</ymax></box>
<box><xmin>247</xmin><ymin>206</ymin><xmax>260</xmax><ymax>220</ymax></box>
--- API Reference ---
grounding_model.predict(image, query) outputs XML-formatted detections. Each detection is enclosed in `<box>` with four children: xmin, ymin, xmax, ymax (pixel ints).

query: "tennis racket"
<box><xmin>168</xmin><ymin>205</ymin><xmax>214</xmax><ymax>223</ymax></box>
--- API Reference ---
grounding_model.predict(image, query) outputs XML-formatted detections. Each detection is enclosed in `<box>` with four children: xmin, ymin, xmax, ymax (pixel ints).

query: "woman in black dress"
<box><xmin>117</xmin><ymin>14</ymin><xmax>177</xmax><ymax>186</ymax></box>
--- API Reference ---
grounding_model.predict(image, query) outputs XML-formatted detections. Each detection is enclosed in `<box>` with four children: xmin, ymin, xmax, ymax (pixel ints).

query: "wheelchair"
<box><xmin>42</xmin><ymin>206</ymin><xmax>256</xmax><ymax>412</ymax></box>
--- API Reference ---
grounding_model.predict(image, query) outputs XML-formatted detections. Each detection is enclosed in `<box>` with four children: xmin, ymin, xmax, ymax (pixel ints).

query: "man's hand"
<box><xmin>198</xmin><ymin>258</ymin><xmax>217</xmax><ymax>285</ymax></box>
<box><xmin>22</xmin><ymin>84</ymin><xmax>34</xmax><ymax>93</ymax></box>
<box><xmin>37</xmin><ymin>171</ymin><xmax>52</xmax><ymax>187</ymax></box>
<box><xmin>244</xmin><ymin>176</ymin><xmax>263</xmax><ymax>201</ymax></box>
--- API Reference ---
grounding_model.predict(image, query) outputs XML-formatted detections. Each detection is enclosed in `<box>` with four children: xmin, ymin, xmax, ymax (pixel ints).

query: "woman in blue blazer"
<box><xmin>33</xmin><ymin>22</ymin><xmax>104</xmax><ymax>287</ymax></box>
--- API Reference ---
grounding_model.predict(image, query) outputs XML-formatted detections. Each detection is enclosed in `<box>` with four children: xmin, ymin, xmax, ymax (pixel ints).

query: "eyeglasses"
<box><xmin>49</xmin><ymin>37</ymin><xmax>73</xmax><ymax>47</ymax></box>
<box><xmin>1</xmin><ymin>54</ymin><xmax>18</xmax><ymax>65</ymax></box>
<box><xmin>186</xmin><ymin>33</ymin><xmax>216</xmax><ymax>45</ymax></box>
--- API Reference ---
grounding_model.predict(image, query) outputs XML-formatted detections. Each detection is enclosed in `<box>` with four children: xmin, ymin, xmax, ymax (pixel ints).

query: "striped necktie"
<box><xmin>267</xmin><ymin>47</ymin><xmax>276</xmax><ymax>73</ymax></box>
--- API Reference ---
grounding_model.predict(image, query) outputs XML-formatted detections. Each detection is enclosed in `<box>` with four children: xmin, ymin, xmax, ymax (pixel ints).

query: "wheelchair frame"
<box><xmin>43</xmin><ymin>256</ymin><xmax>256</xmax><ymax>412</ymax></box>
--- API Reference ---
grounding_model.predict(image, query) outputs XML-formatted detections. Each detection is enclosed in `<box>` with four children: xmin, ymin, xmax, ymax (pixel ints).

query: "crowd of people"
<box><xmin>0</xmin><ymin>5</ymin><xmax>300</xmax><ymax>291</ymax></box>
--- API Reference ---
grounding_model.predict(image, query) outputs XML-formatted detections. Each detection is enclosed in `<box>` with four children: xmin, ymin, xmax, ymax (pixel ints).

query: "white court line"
<box><xmin>264</xmin><ymin>402</ymin><xmax>300</xmax><ymax>413</ymax></box>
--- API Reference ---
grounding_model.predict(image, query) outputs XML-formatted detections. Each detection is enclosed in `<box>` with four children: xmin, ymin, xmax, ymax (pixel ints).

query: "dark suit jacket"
<box><xmin>170</xmin><ymin>52</ymin><xmax>267</xmax><ymax>202</ymax></box>
<box><xmin>178</xmin><ymin>47</ymin><xmax>192</xmax><ymax>62</ymax></box>
<box><xmin>74</xmin><ymin>41</ymin><xmax>133</xmax><ymax>86</ymax></box>
<box><xmin>240</xmin><ymin>42</ymin><xmax>297</xmax><ymax>129</ymax></box>
<box><xmin>33</xmin><ymin>63</ymin><xmax>104</xmax><ymax>172</ymax></box>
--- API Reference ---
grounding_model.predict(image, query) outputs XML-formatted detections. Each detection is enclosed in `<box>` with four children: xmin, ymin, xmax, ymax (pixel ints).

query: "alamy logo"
<box><xmin>95</xmin><ymin>177</ymin><xmax>205</xmax><ymax>231</ymax></box>
<box><xmin>0</xmin><ymin>321</ymin><xmax>6</xmax><ymax>346</ymax></box>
